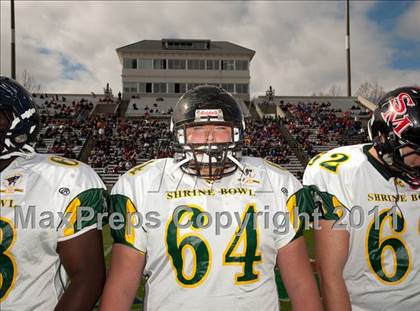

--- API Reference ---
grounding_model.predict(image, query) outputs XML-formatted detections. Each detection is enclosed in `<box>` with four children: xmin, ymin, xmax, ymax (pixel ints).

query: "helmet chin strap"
<box><xmin>227</xmin><ymin>153</ymin><xmax>245</xmax><ymax>173</ymax></box>
<box><xmin>170</xmin><ymin>153</ymin><xmax>193</xmax><ymax>174</ymax></box>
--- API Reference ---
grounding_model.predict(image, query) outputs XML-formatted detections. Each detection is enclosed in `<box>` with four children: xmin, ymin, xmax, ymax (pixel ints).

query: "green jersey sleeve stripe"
<box><xmin>287</xmin><ymin>187</ymin><xmax>316</xmax><ymax>241</ymax></box>
<box><xmin>109</xmin><ymin>194</ymin><xmax>141</xmax><ymax>251</ymax></box>
<box><xmin>61</xmin><ymin>188</ymin><xmax>108</xmax><ymax>237</ymax></box>
<box><xmin>304</xmin><ymin>185</ymin><xmax>347</xmax><ymax>221</ymax></box>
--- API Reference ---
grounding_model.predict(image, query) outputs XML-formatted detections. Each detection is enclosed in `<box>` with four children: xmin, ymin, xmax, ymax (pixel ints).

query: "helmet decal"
<box><xmin>195</xmin><ymin>109</ymin><xmax>224</xmax><ymax>122</ymax></box>
<box><xmin>381</xmin><ymin>92</ymin><xmax>416</xmax><ymax>137</ymax></box>
<box><xmin>368</xmin><ymin>86</ymin><xmax>420</xmax><ymax>187</ymax></box>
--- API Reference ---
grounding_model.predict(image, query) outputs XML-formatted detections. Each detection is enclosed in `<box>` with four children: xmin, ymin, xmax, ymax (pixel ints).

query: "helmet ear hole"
<box><xmin>14</xmin><ymin>134</ymin><xmax>28</xmax><ymax>144</ymax></box>
<box><xmin>233</xmin><ymin>127</ymin><xmax>240</xmax><ymax>142</ymax></box>
<box><xmin>176</xmin><ymin>128</ymin><xmax>185</xmax><ymax>144</ymax></box>
<box><xmin>384</xmin><ymin>142</ymin><xmax>394</xmax><ymax>154</ymax></box>
<box><xmin>375</xmin><ymin>132</ymin><xmax>397</xmax><ymax>156</ymax></box>
<box><xmin>376</xmin><ymin>140</ymin><xmax>394</xmax><ymax>156</ymax></box>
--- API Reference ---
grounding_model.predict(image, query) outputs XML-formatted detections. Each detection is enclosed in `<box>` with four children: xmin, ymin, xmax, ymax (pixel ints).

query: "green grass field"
<box><xmin>102</xmin><ymin>226</ymin><xmax>316</xmax><ymax>311</ymax></box>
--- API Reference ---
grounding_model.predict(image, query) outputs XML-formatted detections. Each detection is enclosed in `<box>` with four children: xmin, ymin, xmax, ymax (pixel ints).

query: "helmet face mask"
<box><xmin>182</xmin><ymin>140</ymin><xmax>237</xmax><ymax>179</ymax></box>
<box><xmin>171</xmin><ymin>85</ymin><xmax>245</xmax><ymax>179</ymax></box>
<box><xmin>392</xmin><ymin>140</ymin><xmax>420</xmax><ymax>182</ymax></box>
<box><xmin>0</xmin><ymin>110</ymin><xmax>12</xmax><ymax>153</ymax></box>
<box><xmin>0</xmin><ymin>77</ymin><xmax>40</xmax><ymax>160</ymax></box>
<box><xmin>368</xmin><ymin>87</ymin><xmax>420</xmax><ymax>187</ymax></box>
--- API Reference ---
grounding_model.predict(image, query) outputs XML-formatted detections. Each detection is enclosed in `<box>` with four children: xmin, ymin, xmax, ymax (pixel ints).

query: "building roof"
<box><xmin>116</xmin><ymin>39</ymin><xmax>255</xmax><ymax>58</ymax></box>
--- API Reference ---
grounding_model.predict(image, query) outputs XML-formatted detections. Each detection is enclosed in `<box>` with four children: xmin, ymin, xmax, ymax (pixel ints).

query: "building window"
<box><xmin>187</xmin><ymin>83</ymin><xmax>201</xmax><ymax>90</ymax></box>
<box><xmin>235</xmin><ymin>60</ymin><xmax>248</xmax><ymax>71</ymax></box>
<box><xmin>139</xmin><ymin>82</ymin><xmax>152</xmax><ymax>93</ymax></box>
<box><xmin>168</xmin><ymin>59</ymin><xmax>186</xmax><ymax>70</ymax></box>
<box><xmin>221</xmin><ymin>60</ymin><xmax>234</xmax><ymax>71</ymax></box>
<box><xmin>187</xmin><ymin>59</ymin><xmax>205</xmax><ymax>70</ymax></box>
<box><xmin>153</xmin><ymin>59</ymin><xmax>167</xmax><ymax>69</ymax></box>
<box><xmin>123</xmin><ymin>82</ymin><xmax>138</xmax><ymax>93</ymax></box>
<box><xmin>153</xmin><ymin>83</ymin><xmax>167</xmax><ymax>93</ymax></box>
<box><xmin>123</xmin><ymin>58</ymin><xmax>137</xmax><ymax>69</ymax></box>
<box><xmin>168</xmin><ymin>83</ymin><xmax>187</xmax><ymax>94</ymax></box>
<box><xmin>206</xmin><ymin>59</ymin><xmax>220</xmax><ymax>70</ymax></box>
<box><xmin>221</xmin><ymin>83</ymin><xmax>234</xmax><ymax>93</ymax></box>
<box><xmin>236</xmin><ymin>84</ymin><xmax>249</xmax><ymax>94</ymax></box>
<box><xmin>138</xmin><ymin>59</ymin><xmax>153</xmax><ymax>70</ymax></box>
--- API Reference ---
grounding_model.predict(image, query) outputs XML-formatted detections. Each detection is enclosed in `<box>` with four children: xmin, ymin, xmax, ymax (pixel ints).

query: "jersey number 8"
<box><xmin>0</xmin><ymin>218</ymin><xmax>16</xmax><ymax>302</ymax></box>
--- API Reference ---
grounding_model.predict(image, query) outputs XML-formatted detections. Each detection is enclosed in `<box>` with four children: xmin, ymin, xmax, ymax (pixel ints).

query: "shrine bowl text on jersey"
<box><xmin>0</xmin><ymin>154</ymin><xmax>107</xmax><ymax>310</ymax></box>
<box><xmin>304</xmin><ymin>144</ymin><xmax>420</xmax><ymax>311</ymax></box>
<box><xmin>109</xmin><ymin>157</ymin><xmax>310</xmax><ymax>311</ymax></box>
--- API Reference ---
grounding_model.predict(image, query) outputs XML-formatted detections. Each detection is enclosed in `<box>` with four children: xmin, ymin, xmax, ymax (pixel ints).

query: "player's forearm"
<box><xmin>288</xmin><ymin>278</ymin><xmax>322</xmax><ymax>311</ymax></box>
<box><xmin>319</xmin><ymin>273</ymin><xmax>351</xmax><ymax>311</ymax></box>
<box><xmin>100</xmin><ymin>279</ymin><xmax>138</xmax><ymax>311</ymax></box>
<box><xmin>100</xmin><ymin>244</ymin><xmax>145</xmax><ymax>310</ymax></box>
<box><xmin>55</xmin><ymin>273</ymin><xmax>105</xmax><ymax>311</ymax></box>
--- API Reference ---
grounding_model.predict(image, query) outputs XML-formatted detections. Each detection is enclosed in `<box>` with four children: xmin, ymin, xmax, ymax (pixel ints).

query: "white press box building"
<box><xmin>116</xmin><ymin>38</ymin><xmax>255</xmax><ymax>117</ymax></box>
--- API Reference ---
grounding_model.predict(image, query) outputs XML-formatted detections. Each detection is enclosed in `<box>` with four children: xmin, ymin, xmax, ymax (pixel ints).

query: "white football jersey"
<box><xmin>110</xmin><ymin>157</ymin><xmax>308</xmax><ymax>311</ymax></box>
<box><xmin>303</xmin><ymin>144</ymin><xmax>420</xmax><ymax>311</ymax></box>
<box><xmin>0</xmin><ymin>153</ymin><xmax>107</xmax><ymax>311</ymax></box>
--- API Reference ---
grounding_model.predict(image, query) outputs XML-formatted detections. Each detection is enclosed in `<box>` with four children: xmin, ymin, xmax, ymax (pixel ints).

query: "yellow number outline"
<box><xmin>318</xmin><ymin>153</ymin><xmax>350</xmax><ymax>174</ymax></box>
<box><xmin>365</xmin><ymin>209</ymin><xmax>412</xmax><ymax>286</ymax></box>
<box><xmin>307</xmin><ymin>152</ymin><xmax>325</xmax><ymax>167</ymax></box>
<box><xmin>0</xmin><ymin>217</ymin><xmax>17</xmax><ymax>302</ymax></box>
<box><xmin>48</xmin><ymin>156</ymin><xmax>80</xmax><ymax>167</ymax></box>
<box><xmin>164</xmin><ymin>204</ymin><xmax>212</xmax><ymax>288</ymax></box>
<box><xmin>128</xmin><ymin>160</ymin><xmax>155</xmax><ymax>176</ymax></box>
<box><xmin>222</xmin><ymin>204</ymin><xmax>262</xmax><ymax>285</ymax></box>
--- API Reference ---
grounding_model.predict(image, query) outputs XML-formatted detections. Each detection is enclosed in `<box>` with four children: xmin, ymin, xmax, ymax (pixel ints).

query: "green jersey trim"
<box><xmin>60</xmin><ymin>188</ymin><xmax>108</xmax><ymax>237</ymax></box>
<box><xmin>287</xmin><ymin>188</ymin><xmax>315</xmax><ymax>240</ymax></box>
<box><xmin>363</xmin><ymin>144</ymin><xmax>395</xmax><ymax>181</ymax></box>
<box><xmin>304</xmin><ymin>185</ymin><xmax>349</xmax><ymax>221</ymax></box>
<box><xmin>109</xmin><ymin>194</ymin><xmax>143</xmax><ymax>251</ymax></box>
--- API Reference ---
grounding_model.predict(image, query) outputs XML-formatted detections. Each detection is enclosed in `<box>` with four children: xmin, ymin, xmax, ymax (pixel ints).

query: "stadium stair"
<box><xmin>276</xmin><ymin>122</ymin><xmax>307</xmax><ymax>178</ymax></box>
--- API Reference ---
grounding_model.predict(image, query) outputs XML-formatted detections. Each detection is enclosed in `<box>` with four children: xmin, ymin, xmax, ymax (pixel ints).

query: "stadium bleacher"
<box><xmin>126</xmin><ymin>96</ymin><xmax>177</xmax><ymax>117</ymax></box>
<box><xmin>32</xmin><ymin>92</ymin><xmax>370</xmax><ymax>189</ymax></box>
<box><xmin>126</xmin><ymin>95</ymin><xmax>251</xmax><ymax>118</ymax></box>
<box><xmin>35</xmin><ymin>116</ymin><xmax>93</xmax><ymax>158</ymax></box>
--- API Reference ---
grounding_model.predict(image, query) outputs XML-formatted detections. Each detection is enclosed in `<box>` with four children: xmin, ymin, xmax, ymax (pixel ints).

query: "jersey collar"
<box><xmin>0</xmin><ymin>155</ymin><xmax>25</xmax><ymax>175</ymax></box>
<box><xmin>363</xmin><ymin>143</ymin><xmax>395</xmax><ymax>181</ymax></box>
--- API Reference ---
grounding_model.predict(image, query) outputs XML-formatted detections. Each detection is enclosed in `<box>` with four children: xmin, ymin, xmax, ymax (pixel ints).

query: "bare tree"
<box><xmin>355</xmin><ymin>81</ymin><xmax>385</xmax><ymax>104</ymax></box>
<box><xmin>313</xmin><ymin>84</ymin><xmax>343</xmax><ymax>96</ymax></box>
<box><xmin>327</xmin><ymin>84</ymin><xmax>343</xmax><ymax>96</ymax></box>
<box><xmin>20</xmin><ymin>69</ymin><xmax>42</xmax><ymax>93</ymax></box>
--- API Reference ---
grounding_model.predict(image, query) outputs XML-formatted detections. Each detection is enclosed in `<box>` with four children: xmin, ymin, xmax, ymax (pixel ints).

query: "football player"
<box><xmin>100</xmin><ymin>86</ymin><xmax>321</xmax><ymax>310</ymax></box>
<box><xmin>303</xmin><ymin>87</ymin><xmax>420</xmax><ymax>310</ymax></box>
<box><xmin>0</xmin><ymin>77</ymin><xmax>107</xmax><ymax>310</ymax></box>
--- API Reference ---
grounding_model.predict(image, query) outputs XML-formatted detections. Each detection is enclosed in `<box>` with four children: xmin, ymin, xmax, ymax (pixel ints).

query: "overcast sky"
<box><xmin>0</xmin><ymin>1</ymin><xmax>419</xmax><ymax>97</ymax></box>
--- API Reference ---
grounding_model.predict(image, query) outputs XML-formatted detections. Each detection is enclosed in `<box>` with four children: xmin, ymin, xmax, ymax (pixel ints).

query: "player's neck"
<box><xmin>0</xmin><ymin>157</ymin><xmax>17</xmax><ymax>172</ymax></box>
<box><xmin>198</xmin><ymin>167</ymin><xmax>224</xmax><ymax>180</ymax></box>
<box><xmin>368</xmin><ymin>146</ymin><xmax>383</xmax><ymax>164</ymax></box>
